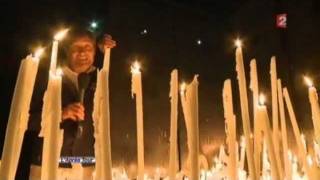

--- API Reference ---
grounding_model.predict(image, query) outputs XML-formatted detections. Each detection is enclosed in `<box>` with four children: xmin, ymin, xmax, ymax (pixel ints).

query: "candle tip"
<box><xmin>234</xmin><ymin>38</ymin><xmax>242</xmax><ymax>48</ymax></box>
<box><xmin>54</xmin><ymin>29</ymin><xmax>69</xmax><ymax>41</ymax></box>
<box><xmin>131</xmin><ymin>61</ymin><xmax>141</xmax><ymax>74</ymax></box>
<box><xmin>34</xmin><ymin>47</ymin><xmax>45</xmax><ymax>59</ymax></box>
<box><xmin>180</xmin><ymin>82</ymin><xmax>186</xmax><ymax>95</ymax></box>
<box><xmin>304</xmin><ymin>76</ymin><xmax>313</xmax><ymax>87</ymax></box>
<box><xmin>259</xmin><ymin>94</ymin><xmax>266</xmax><ymax>105</ymax></box>
<box><xmin>56</xmin><ymin>68</ymin><xmax>63</xmax><ymax>76</ymax></box>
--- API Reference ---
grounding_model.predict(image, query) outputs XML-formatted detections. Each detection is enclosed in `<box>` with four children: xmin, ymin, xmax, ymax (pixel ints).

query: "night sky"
<box><xmin>1</xmin><ymin>0</ymin><xmax>320</xmax><ymax>167</ymax></box>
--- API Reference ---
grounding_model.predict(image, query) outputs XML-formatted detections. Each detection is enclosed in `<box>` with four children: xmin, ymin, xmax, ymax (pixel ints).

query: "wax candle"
<box><xmin>234</xmin><ymin>39</ymin><xmax>256</xmax><ymax>180</ymax></box>
<box><xmin>277</xmin><ymin>79</ymin><xmax>292</xmax><ymax>180</ymax></box>
<box><xmin>168</xmin><ymin>69</ymin><xmax>178</xmax><ymax>180</ymax></box>
<box><xmin>239</xmin><ymin>136</ymin><xmax>246</xmax><ymax>170</ymax></box>
<box><xmin>283</xmin><ymin>88</ymin><xmax>315</xmax><ymax>180</ymax></box>
<box><xmin>249</xmin><ymin>59</ymin><xmax>262</xmax><ymax>177</ymax></box>
<box><xmin>92</xmin><ymin>46</ymin><xmax>112</xmax><ymax>180</ymax></box>
<box><xmin>304</xmin><ymin>76</ymin><xmax>320</xmax><ymax>144</ymax></box>
<box><xmin>0</xmin><ymin>49</ymin><xmax>43</xmax><ymax>180</ymax></box>
<box><xmin>131</xmin><ymin>61</ymin><xmax>144</xmax><ymax>180</ymax></box>
<box><xmin>270</xmin><ymin>57</ymin><xmax>284</xmax><ymax>179</ymax></box>
<box><xmin>270</xmin><ymin>57</ymin><xmax>279</xmax><ymax>151</ymax></box>
<box><xmin>258</xmin><ymin>94</ymin><xmax>280</xmax><ymax>180</ymax></box>
<box><xmin>180</xmin><ymin>76</ymin><xmax>200</xmax><ymax>180</ymax></box>
<box><xmin>222</xmin><ymin>79</ymin><xmax>237</xmax><ymax>180</ymax></box>
<box><xmin>50</xmin><ymin>29</ymin><xmax>68</xmax><ymax>73</ymax></box>
<box><xmin>40</xmin><ymin>69</ymin><xmax>63</xmax><ymax>180</ymax></box>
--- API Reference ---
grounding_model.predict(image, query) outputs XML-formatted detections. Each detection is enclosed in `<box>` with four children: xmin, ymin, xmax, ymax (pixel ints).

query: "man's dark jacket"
<box><xmin>16</xmin><ymin>65</ymin><xmax>97</xmax><ymax>179</ymax></box>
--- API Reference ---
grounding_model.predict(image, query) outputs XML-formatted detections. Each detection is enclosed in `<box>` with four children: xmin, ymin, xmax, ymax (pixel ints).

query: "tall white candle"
<box><xmin>250</xmin><ymin>59</ymin><xmax>259</xmax><ymax>116</ymax></box>
<box><xmin>168</xmin><ymin>69</ymin><xmax>178</xmax><ymax>180</ymax></box>
<box><xmin>270</xmin><ymin>57</ymin><xmax>284</xmax><ymax>179</ymax></box>
<box><xmin>131</xmin><ymin>62</ymin><xmax>144</xmax><ymax>180</ymax></box>
<box><xmin>283</xmin><ymin>88</ymin><xmax>315</xmax><ymax>180</ymax></box>
<box><xmin>222</xmin><ymin>79</ymin><xmax>237</xmax><ymax>180</ymax></box>
<box><xmin>50</xmin><ymin>29</ymin><xmax>69</xmax><ymax>73</ymax></box>
<box><xmin>180</xmin><ymin>76</ymin><xmax>200</xmax><ymax>180</ymax></box>
<box><xmin>92</xmin><ymin>47</ymin><xmax>112</xmax><ymax>180</ymax></box>
<box><xmin>277</xmin><ymin>79</ymin><xmax>291</xmax><ymax>180</ymax></box>
<box><xmin>0</xmin><ymin>49</ymin><xmax>43</xmax><ymax>180</ymax></box>
<box><xmin>180</xmin><ymin>82</ymin><xmax>191</xmax><ymax>155</ymax></box>
<box><xmin>234</xmin><ymin>39</ymin><xmax>256</xmax><ymax>180</ymax></box>
<box><xmin>304</xmin><ymin>76</ymin><xmax>320</xmax><ymax>144</ymax></box>
<box><xmin>40</xmin><ymin>69</ymin><xmax>63</xmax><ymax>180</ymax></box>
<box><xmin>249</xmin><ymin>59</ymin><xmax>262</xmax><ymax>177</ymax></box>
<box><xmin>258</xmin><ymin>94</ymin><xmax>280</xmax><ymax>180</ymax></box>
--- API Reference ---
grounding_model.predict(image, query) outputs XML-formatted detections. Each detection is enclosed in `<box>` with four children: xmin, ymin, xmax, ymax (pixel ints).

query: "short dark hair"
<box><xmin>65</xmin><ymin>29</ymin><xmax>97</xmax><ymax>50</ymax></box>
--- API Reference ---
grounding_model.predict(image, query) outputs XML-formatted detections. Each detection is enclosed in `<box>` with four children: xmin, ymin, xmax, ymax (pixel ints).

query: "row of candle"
<box><xmin>1</xmin><ymin>27</ymin><xmax>320</xmax><ymax>179</ymax></box>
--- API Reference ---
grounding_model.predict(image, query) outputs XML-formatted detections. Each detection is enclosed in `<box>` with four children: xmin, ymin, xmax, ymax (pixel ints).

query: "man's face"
<box><xmin>68</xmin><ymin>36</ymin><xmax>95</xmax><ymax>73</ymax></box>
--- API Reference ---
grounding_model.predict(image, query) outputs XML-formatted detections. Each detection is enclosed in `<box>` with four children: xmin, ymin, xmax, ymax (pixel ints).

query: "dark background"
<box><xmin>0</xmin><ymin>0</ymin><xmax>320</xmax><ymax>168</ymax></box>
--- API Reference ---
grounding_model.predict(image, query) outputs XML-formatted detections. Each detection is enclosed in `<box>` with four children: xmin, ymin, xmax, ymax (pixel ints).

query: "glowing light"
<box><xmin>259</xmin><ymin>94</ymin><xmax>266</xmax><ymax>105</ymax></box>
<box><xmin>91</xmin><ymin>21</ymin><xmax>98</xmax><ymax>29</ymax></box>
<box><xmin>197</xmin><ymin>39</ymin><xmax>202</xmax><ymax>45</ymax></box>
<box><xmin>304</xmin><ymin>76</ymin><xmax>313</xmax><ymax>87</ymax></box>
<box><xmin>131</xmin><ymin>61</ymin><xmax>141</xmax><ymax>74</ymax></box>
<box><xmin>56</xmin><ymin>68</ymin><xmax>63</xmax><ymax>76</ymax></box>
<box><xmin>54</xmin><ymin>29</ymin><xmax>69</xmax><ymax>41</ymax></box>
<box><xmin>34</xmin><ymin>47</ymin><xmax>45</xmax><ymax>59</ymax></box>
<box><xmin>234</xmin><ymin>38</ymin><xmax>242</xmax><ymax>48</ymax></box>
<box><xmin>141</xmin><ymin>29</ymin><xmax>148</xmax><ymax>35</ymax></box>
<box><xmin>180</xmin><ymin>82</ymin><xmax>186</xmax><ymax>95</ymax></box>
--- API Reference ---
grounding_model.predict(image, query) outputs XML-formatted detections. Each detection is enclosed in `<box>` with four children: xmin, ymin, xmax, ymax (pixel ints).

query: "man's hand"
<box><xmin>62</xmin><ymin>103</ymin><xmax>85</xmax><ymax>121</ymax></box>
<box><xmin>98</xmin><ymin>34</ymin><xmax>116</xmax><ymax>52</ymax></box>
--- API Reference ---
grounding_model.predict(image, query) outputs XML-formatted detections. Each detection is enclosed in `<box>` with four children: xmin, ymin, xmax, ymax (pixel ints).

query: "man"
<box><xmin>17</xmin><ymin>29</ymin><xmax>116</xmax><ymax>180</ymax></box>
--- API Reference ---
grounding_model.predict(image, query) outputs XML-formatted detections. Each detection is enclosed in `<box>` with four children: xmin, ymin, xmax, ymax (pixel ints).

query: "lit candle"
<box><xmin>277</xmin><ymin>79</ymin><xmax>292</xmax><ymax>180</ymax></box>
<box><xmin>234</xmin><ymin>39</ymin><xmax>256</xmax><ymax>180</ymax></box>
<box><xmin>270</xmin><ymin>57</ymin><xmax>284</xmax><ymax>179</ymax></box>
<box><xmin>131</xmin><ymin>61</ymin><xmax>144</xmax><ymax>180</ymax></box>
<box><xmin>283</xmin><ymin>88</ymin><xmax>315</xmax><ymax>180</ymax></box>
<box><xmin>50</xmin><ymin>29</ymin><xmax>69</xmax><ymax>73</ymax></box>
<box><xmin>222</xmin><ymin>79</ymin><xmax>237</xmax><ymax>180</ymax></box>
<box><xmin>257</xmin><ymin>94</ymin><xmax>280</xmax><ymax>180</ymax></box>
<box><xmin>168</xmin><ymin>69</ymin><xmax>178</xmax><ymax>180</ymax></box>
<box><xmin>0</xmin><ymin>49</ymin><xmax>44</xmax><ymax>180</ymax></box>
<box><xmin>92</xmin><ymin>47</ymin><xmax>113</xmax><ymax>179</ymax></box>
<box><xmin>304</xmin><ymin>76</ymin><xmax>320</xmax><ymax>144</ymax></box>
<box><xmin>40</xmin><ymin>68</ymin><xmax>63</xmax><ymax>180</ymax></box>
<box><xmin>180</xmin><ymin>76</ymin><xmax>200</xmax><ymax>180</ymax></box>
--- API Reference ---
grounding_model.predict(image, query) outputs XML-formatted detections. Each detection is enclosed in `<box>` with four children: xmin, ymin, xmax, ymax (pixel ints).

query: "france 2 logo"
<box><xmin>276</xmin><ymin>14</ymin><xmax>287</xmax><ymax>29</ymax></box>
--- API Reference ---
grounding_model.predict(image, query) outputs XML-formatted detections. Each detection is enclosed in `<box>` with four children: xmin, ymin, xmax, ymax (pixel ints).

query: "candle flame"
<box><xmin>54</xmin><ymin>29</ymin><xmax>69</xmax><ymax>41</ymax></box>
<box><xmin>34</xmin><ymin>47</ymin><xmax>45</xmax><ymax>59</ymax></box>
<box><xmin>259</xmin><ymin>94</ymin><xmax>266</xmax><ymax>105</ymax></box>
<box><xmin>234</xmin><ymin>38</ymin><xmax>242</xmax><ymax>48</ymax></box>
<box><xmin>131</xmin><ymin>61</ymin><xmax>141</xmax><ymax>74</ymax></box>
<box><xmin>304</xmin><ymin>76</ymin><xmax>313</xmax><ymax>87</ymax></box>
<box><xmin>56</xmin><ymin>68</ymin><xmax>63</xmax><ymax>76</ymax></box>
